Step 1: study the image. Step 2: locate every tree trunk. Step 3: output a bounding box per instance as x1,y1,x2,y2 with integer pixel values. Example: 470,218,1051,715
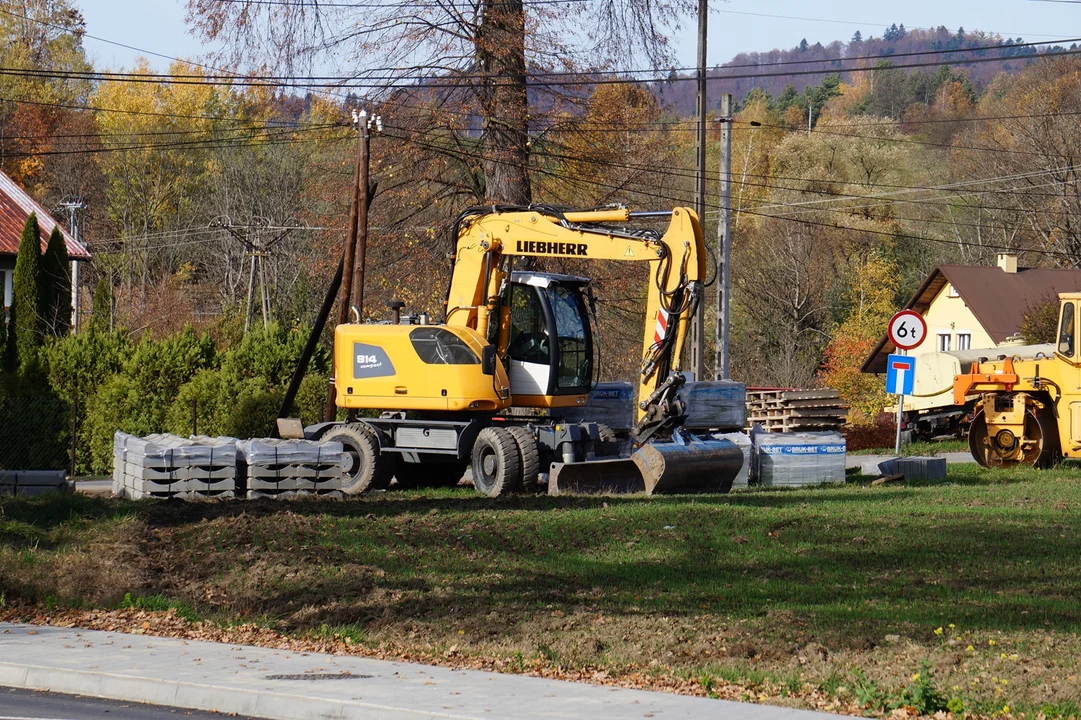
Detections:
477,0,531,205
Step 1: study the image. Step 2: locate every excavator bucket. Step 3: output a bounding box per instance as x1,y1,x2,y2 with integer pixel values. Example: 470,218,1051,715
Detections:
548,458,644,495
546,437,743,495
631,438,744,495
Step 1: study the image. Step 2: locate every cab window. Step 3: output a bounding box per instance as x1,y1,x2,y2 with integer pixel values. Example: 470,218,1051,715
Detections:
508,285,549,364
409,327,479,364
544,285,590,390
1059,302,1075,357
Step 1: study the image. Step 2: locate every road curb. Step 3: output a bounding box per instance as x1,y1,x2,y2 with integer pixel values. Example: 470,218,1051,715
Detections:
0,660,456,720
0,623,840,720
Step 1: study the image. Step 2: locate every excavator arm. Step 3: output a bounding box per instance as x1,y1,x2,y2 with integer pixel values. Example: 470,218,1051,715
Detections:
444,205,707,439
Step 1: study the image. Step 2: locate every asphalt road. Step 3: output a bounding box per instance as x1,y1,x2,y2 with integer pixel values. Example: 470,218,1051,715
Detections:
0,686,262,719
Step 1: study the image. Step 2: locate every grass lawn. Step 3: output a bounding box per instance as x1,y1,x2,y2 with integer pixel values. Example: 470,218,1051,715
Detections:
3,465,1081,717
849,438,970,456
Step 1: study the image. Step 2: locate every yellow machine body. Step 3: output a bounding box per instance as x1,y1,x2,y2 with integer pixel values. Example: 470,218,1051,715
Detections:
952,292,1081,466
335,323,510,413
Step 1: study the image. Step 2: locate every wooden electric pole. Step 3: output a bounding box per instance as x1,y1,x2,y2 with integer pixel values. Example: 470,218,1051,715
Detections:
326,110,368,421
689,0,708,379
325,108,382,421
715,94,733,380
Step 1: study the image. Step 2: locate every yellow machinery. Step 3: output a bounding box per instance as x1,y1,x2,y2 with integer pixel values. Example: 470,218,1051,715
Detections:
951,292,1081,467
310,205,743,495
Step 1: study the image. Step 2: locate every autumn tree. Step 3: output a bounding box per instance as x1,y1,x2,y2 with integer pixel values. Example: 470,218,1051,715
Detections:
91,273,113,332
185,0,695,205
0,0,91,189
1020,294,1060,345
818,251,899,423
954,57,1081,265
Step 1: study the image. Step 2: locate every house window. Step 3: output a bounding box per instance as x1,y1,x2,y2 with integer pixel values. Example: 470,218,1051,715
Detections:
957,333,971,351
937,332,951,352
948,284,960,298
1,269,10,311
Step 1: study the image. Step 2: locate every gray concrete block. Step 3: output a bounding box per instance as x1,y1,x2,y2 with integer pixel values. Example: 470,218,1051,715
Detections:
894,456,948,481
860,460,890,476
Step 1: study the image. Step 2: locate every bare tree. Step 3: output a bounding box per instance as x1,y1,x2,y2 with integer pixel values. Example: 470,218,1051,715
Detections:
185,0,695,204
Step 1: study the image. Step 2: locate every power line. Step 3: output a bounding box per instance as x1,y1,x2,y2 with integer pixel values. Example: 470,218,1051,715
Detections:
0,35,1073,88
380,125,1078,259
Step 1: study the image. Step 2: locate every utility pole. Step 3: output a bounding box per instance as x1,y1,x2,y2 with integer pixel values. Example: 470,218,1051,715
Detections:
326,108,381,421
214,218,295,332
715,94,733,380
689,0,708,379
351,110,382,315
58,199,86,333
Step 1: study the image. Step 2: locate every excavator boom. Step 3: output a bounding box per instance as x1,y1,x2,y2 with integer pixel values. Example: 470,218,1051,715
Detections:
445,205,705,436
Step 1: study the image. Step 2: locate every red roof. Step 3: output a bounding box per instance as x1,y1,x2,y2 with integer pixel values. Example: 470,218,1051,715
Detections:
0,171,91,260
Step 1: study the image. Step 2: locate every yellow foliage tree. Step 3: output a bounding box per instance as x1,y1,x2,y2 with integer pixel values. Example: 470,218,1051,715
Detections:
819,250,899,424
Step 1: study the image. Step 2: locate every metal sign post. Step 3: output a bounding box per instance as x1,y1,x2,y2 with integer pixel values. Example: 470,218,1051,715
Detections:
885,310,926,456
894,351,906,456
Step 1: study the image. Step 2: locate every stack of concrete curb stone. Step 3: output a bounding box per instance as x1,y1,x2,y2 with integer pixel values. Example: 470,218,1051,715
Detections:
112,432,237,500
238,438,346,499
0,470,71,496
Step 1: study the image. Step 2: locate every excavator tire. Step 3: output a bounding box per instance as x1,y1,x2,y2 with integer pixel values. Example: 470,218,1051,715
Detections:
471,427,521,497
507,426,541,493
323,422,394,494
595,424,620,457
395,460,468,489
968,404,1059,469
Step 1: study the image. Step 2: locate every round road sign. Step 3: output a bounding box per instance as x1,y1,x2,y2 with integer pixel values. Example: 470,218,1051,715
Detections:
887,310,927,351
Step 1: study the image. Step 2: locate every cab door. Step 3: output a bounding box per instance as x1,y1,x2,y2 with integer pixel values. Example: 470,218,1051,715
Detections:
506,283,551,396
1057,300,1081,445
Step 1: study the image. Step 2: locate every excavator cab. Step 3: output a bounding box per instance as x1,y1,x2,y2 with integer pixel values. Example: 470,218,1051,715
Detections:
505,272,593,407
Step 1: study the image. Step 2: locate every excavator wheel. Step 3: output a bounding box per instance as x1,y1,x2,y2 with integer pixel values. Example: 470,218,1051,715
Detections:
595,424,620,457
968,405,1059,469
471,427,521,497
323,422,394,494
506,426,541,493
394,460,469,489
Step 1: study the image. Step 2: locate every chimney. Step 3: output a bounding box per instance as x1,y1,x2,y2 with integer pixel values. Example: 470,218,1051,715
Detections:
998,253,1017,274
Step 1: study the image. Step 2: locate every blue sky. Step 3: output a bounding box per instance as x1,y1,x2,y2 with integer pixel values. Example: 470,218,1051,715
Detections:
76,0,1081,72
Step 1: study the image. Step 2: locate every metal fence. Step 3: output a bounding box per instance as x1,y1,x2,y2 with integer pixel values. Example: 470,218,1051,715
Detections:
0,393,74,473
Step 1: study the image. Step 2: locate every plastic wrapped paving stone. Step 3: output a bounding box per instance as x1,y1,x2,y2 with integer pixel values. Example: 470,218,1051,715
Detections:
754,432,846,487
709,432,752,488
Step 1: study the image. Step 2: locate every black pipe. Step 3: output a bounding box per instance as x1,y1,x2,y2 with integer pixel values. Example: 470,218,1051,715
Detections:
272,253,345,437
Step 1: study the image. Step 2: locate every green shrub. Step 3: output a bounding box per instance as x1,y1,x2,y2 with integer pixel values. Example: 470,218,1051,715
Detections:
220,322,327,386
294,372,330,425
226,388,285,439
42,328,131,404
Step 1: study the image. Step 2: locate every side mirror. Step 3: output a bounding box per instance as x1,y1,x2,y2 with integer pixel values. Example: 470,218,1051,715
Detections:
481,345,497,375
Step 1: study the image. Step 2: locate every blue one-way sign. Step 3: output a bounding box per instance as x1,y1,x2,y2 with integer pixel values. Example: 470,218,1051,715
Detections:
885,354,915,395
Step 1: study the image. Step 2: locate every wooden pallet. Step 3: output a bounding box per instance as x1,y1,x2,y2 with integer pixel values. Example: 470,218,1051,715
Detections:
745,387,847,432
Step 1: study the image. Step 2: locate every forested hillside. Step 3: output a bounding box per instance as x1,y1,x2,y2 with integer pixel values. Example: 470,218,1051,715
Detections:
3,0,1080,425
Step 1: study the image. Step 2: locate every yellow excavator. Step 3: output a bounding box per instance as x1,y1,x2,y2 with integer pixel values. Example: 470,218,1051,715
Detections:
285,205,742,496
952,292,1081,467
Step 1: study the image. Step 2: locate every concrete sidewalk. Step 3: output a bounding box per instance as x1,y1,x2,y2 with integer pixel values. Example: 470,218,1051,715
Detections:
0,623,838,720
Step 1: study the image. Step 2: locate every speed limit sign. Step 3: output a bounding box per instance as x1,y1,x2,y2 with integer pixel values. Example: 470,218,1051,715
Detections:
887,310,927,351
